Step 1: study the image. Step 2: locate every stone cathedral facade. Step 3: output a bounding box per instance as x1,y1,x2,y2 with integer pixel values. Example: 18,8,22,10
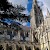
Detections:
31,0,50,50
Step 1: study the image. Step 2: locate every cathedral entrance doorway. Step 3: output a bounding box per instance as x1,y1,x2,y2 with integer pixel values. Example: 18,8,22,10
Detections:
6,44,12,50
0,45,3,50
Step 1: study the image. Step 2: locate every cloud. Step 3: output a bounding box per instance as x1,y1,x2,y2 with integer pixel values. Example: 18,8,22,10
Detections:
41,0,50,16
8,0,50,16
22,22,30,27
8,0,28,8
20,9,30,16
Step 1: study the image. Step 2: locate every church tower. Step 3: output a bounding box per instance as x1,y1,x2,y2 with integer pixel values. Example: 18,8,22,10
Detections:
30,0,44,30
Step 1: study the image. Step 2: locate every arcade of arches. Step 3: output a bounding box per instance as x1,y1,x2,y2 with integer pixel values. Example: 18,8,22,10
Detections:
0,42,35,50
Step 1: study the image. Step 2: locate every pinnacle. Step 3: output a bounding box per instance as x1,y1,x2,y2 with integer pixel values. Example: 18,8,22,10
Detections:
33,0,37,5
47,8,50,16
33,0,37,3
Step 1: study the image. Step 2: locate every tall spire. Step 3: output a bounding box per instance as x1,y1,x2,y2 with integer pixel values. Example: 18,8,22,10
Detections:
30,0,44,29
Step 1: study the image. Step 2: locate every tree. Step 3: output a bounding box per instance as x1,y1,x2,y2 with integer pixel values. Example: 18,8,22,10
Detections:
0,0,30,22
0,0,11,11
0,0,26,18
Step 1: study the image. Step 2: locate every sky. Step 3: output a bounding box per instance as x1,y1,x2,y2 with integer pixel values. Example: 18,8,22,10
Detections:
8,0,50,27
8,0,28,8
8,0,50,17
8,0,29,16
38,0,50,17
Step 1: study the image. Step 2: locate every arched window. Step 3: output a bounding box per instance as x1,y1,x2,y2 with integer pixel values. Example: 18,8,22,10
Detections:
26,32,29,37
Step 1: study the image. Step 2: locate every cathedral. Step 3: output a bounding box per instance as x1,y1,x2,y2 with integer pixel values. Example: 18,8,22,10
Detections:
31,0,50,50
0,0,50,50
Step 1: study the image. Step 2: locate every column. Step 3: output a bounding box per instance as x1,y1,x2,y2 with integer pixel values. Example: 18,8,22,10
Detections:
22,45,26,50
31,46,35,50
18,30,20,41
12,30,14,39
10,30,14,40
12,44,16,50
4,29,7,35
30,29,34,42
29,29,31,42
3,43,6,50
12,30,14,35
4,29,7,40
23,31,25,41
47,32,50,50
